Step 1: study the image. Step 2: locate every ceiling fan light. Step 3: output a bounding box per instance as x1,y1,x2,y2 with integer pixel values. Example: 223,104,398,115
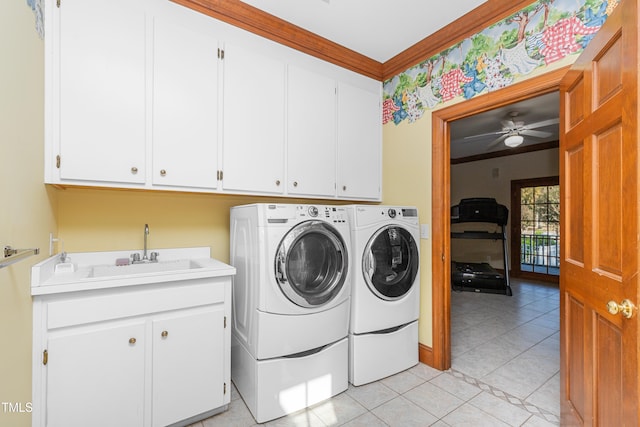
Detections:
504,134,524,147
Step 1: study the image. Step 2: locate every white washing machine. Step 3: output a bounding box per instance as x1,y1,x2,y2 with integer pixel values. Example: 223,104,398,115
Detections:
347,205,420,386
229,203,351,423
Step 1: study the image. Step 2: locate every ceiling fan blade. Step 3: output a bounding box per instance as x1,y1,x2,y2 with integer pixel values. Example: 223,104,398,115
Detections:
520,129,551,138
501,119,516,129
521,118,559,130
463,129,508,140
486,134,508,149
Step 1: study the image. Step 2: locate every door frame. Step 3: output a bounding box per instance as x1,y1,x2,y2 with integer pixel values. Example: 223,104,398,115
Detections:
430,66,569,370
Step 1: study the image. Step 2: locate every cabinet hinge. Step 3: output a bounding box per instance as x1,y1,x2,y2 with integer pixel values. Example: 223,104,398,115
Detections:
43,349,48,365
217,170,223,181
224,382,227,394
218,48,224,60
56,155,61,169
224,316,227,328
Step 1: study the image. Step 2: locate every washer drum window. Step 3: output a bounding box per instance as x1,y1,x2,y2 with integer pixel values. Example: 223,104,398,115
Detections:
363,225,419,300
275,221,348,308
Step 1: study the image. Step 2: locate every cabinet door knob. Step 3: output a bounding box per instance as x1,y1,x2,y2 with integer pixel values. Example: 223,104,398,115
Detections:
160,169,166,176
161,330,168,338
131,167,138,174
129,337,137,345
293,181,298,187
343,185,347,191
275,180,281,186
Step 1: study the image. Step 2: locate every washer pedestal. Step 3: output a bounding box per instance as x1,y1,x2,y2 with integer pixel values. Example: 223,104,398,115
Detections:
232,336,348,423
349,321,418,386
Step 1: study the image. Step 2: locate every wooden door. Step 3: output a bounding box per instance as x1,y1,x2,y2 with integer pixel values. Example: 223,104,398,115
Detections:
559,0,639,424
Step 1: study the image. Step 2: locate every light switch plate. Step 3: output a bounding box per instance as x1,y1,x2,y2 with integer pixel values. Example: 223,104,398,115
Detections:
420,224,430,239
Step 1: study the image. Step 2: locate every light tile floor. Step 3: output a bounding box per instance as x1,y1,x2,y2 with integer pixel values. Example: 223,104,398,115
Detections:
190,278,560,426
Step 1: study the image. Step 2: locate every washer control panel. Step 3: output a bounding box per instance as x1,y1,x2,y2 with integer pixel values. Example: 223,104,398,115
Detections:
295,205,347,224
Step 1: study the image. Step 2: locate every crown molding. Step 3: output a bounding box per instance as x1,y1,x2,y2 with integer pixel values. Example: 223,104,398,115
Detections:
173,0,536,82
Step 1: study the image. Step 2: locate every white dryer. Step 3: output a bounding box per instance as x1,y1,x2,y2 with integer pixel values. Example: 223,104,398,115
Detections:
230,203,351,423
347,205,420,386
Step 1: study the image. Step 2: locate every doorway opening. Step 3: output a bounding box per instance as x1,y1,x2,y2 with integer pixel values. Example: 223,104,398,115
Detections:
430,67,567,371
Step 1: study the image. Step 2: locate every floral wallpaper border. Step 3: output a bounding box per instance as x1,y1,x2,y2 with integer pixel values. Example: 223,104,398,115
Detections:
382,0,618,126
27,0,45,39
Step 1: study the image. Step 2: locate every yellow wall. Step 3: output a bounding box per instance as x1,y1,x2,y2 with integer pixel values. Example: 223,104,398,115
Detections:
382,116,433,346
0,3,57,426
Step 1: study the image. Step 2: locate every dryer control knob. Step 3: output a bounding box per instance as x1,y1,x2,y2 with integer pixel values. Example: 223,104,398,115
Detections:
388,208,397,218
308,206,319,217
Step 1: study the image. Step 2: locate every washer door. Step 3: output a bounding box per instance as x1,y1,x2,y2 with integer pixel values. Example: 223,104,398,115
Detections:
275,220,348,308
363,225,419,300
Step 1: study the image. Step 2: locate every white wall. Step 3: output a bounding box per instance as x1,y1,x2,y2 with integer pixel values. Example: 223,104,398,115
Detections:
450,148,559,268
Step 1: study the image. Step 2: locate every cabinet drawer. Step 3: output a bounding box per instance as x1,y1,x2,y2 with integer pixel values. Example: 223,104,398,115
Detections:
47,278,228,329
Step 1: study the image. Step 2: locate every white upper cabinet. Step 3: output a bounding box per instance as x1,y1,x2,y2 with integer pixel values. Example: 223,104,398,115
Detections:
45,0,382,200
287,65,337,198
337,82,382,200
221,42,286,195
152,14,220,190
54,0,146,184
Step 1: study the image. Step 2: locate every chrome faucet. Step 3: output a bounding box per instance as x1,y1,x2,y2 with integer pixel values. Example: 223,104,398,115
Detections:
131,224,158,263
142,224,149,261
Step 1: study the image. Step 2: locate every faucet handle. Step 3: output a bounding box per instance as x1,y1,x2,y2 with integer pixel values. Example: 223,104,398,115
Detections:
131,253,141,263
150,252,159,262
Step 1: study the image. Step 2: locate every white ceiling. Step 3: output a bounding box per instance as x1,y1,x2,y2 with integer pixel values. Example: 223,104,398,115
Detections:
239,0,487,63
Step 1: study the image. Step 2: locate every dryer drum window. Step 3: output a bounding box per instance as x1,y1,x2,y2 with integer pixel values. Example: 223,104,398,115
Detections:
275,221,349,308
363,226,419,301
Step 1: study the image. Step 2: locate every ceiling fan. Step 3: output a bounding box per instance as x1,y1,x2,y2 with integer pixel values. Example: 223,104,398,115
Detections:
463,112,559,149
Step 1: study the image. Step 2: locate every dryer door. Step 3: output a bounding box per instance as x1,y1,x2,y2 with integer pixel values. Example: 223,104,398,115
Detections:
275,220,348,308
363,225,419,301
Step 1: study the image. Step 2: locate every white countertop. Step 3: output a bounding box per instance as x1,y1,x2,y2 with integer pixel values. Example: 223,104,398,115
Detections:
31,247,235,296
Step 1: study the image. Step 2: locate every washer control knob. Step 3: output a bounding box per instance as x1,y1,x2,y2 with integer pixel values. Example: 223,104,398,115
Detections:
388,208,397,218
308,206,319,217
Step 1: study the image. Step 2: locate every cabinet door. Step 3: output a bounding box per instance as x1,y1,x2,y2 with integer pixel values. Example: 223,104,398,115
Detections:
337,82,382,200
222,43,285,194
57,0,146,184
46,321,146,427
152,306,226,427
287,65,337,197
152,16,219,190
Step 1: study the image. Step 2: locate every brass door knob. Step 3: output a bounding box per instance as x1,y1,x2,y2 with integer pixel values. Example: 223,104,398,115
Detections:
607,299,636,319
129,338,137,344
161,330,168,338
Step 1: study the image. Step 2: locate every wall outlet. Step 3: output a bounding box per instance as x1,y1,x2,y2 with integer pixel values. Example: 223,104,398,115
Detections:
420,224,430,239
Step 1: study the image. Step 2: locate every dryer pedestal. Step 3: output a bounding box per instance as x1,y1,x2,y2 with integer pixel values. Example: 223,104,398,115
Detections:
232,335,348,423
349,320,418,386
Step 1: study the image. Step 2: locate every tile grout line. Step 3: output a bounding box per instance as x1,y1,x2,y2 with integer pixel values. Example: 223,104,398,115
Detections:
448,368,560,425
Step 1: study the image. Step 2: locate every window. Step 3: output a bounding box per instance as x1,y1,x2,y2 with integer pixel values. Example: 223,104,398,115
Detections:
511,177,560,281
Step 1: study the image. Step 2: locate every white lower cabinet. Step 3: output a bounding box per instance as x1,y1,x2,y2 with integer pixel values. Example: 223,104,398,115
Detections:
46,320,147,427
151,307,225,427
33,278,231,427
